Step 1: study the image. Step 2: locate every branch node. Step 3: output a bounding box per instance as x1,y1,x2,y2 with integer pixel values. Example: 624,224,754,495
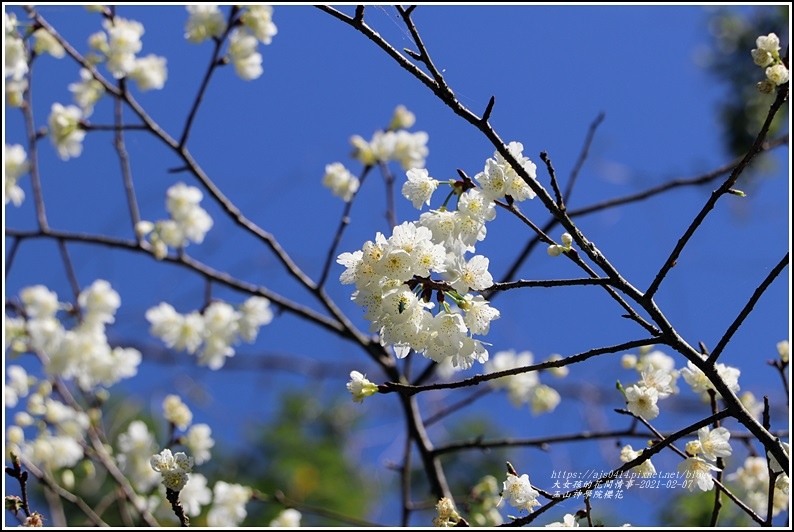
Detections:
403,48,422,60
354,5,365,24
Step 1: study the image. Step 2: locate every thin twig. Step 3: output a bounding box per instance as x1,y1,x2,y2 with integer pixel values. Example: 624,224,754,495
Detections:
488,277,613,291
179,6,239,148
383,338,663,396
57,239,82,309
111,83,143,238
564,112,605,203
21,57,48,231
541,151,565,211
318,165,373,288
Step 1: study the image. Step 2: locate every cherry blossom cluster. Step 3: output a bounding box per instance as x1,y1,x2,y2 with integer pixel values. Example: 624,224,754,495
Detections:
680,355,741,401
135,182,214,260
322,162,360,202
115,398,216,522
5,280,141,391
4,143,28,206
677,426,733,492
4,280,143,483
620,443,657,478
5,374,90,475
85,14,167,90
751,32,789,93
483,349,562,415
145,295,274,370
338,109,545,370
432,497,463,527
499,471,541,514
620,348,681,420
467,475,504,526
269,508,302,527
728,446,790,517
322,106,426,202
150,448,194,492
184,5,278,81
5,12,66,104
338,219,499,369
349,105,429,171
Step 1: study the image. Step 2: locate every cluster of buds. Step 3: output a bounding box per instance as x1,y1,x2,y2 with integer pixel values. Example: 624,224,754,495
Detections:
752,33,789,93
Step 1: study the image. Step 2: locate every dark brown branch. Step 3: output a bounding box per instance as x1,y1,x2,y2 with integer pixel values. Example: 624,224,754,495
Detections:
564,112,605,203
395,6,451,96
112,80,143,238
179,6,239,149
570,135,788,217
21,56,48,231
17,458,108,526
488,277,613,290
707,253,789,365
382,338,663,396
354,5,365,24
318,165,374,288
4,227,349,338
482,95,496,124
645,85,789,300
165,488,189,527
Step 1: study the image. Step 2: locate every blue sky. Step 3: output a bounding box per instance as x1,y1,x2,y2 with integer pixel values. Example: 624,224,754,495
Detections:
3,4,790,527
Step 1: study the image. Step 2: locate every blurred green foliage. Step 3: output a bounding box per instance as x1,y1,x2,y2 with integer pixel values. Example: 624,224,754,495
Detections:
701,5,789,186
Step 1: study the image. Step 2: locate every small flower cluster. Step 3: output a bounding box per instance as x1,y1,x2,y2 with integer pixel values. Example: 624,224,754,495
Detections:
473,141,538,202
5,12,29,106
432,497,462,527
338,219,498,369
269,508,302,527
150,448,194,492
467,475,504,526
500,472,541,514
545,514,579,528
680,355,740,401
323,162,359,202
48,103,87,161
113,415,213,514
119,397,216,520
484,350,562,415
620,348,680,420
5,377,90,474
728,445,789,517
5,143,29,206
207,481,253,527
145,296,274,370
620,444,656,478
87,16,167,90
185,5,278,81
677,426,732,492
6,281,141,391
136,182,214,259
751,33,789,93
349,105,429,171
68,68,106,117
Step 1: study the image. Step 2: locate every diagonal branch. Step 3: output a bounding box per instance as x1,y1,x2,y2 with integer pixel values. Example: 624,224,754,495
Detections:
645,86,789,300
707,253,789,365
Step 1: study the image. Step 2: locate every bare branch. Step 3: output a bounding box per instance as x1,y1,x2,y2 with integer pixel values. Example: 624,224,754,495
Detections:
707,253,789,364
